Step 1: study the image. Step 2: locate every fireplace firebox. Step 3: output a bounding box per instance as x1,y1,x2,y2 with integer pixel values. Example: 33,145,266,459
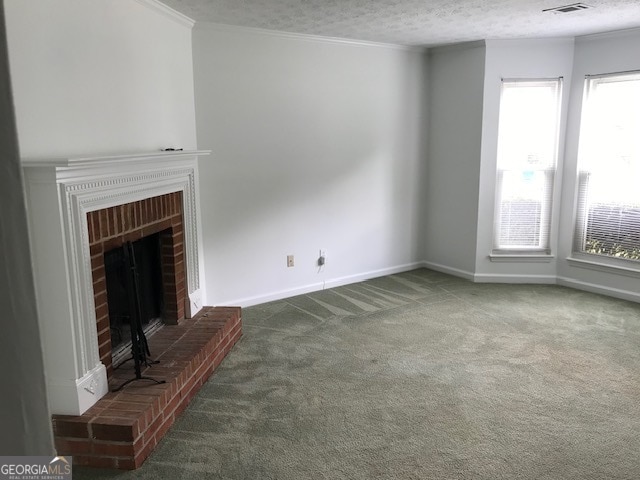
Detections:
105,232,164,364
88,192,187,379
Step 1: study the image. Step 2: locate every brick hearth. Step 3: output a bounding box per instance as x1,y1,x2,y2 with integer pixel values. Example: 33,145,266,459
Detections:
52,306,242,470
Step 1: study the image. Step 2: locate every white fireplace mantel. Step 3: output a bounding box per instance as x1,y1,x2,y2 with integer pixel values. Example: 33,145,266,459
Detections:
22,150,210,416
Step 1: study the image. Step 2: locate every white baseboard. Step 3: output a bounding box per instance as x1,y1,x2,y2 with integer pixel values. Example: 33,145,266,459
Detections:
323,262,426,290
421,263,556,284
223,262,425,307
420,261,475,281
225,282,324,308
218,261,640,308
556,276,640,303
474,273,556,284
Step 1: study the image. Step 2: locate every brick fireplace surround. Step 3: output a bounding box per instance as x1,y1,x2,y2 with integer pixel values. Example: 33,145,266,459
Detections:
89,191,187,379
22,151,243,469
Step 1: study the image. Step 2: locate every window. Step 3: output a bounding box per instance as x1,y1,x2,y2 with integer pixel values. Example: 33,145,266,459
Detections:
574,72,640,262
493,79,563,252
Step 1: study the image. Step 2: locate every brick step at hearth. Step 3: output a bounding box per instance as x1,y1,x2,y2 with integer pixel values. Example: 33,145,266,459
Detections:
52,306,242,470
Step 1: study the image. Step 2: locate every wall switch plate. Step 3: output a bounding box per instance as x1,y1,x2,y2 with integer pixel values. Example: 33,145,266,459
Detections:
287,255,294,267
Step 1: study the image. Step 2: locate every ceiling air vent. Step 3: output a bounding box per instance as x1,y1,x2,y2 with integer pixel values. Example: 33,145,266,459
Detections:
543,3,591,14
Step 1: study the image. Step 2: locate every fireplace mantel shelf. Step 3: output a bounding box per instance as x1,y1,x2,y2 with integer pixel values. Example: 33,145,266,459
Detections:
22,149,211,169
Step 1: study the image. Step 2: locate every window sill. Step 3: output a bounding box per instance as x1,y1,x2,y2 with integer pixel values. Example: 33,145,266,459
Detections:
489,253,554,263
566,256,640,278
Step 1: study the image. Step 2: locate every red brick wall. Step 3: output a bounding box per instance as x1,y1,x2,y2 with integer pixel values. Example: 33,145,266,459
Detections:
87,192,187,378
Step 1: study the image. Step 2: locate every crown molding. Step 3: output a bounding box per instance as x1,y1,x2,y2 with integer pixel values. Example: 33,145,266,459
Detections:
134,0,195,29
576,26,640,44
484,37,574,49
195,22,426,53
428,40,486,55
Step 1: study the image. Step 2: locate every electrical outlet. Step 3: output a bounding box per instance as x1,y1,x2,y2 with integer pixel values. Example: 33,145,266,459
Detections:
318,249,326,266
287,255,294,267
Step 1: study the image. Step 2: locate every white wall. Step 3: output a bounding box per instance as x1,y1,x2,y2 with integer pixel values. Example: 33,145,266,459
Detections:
0,0,53,454
557,28,640,301
475,38,575,282
193,25,427,306
424,42,485,278
5,0,197,158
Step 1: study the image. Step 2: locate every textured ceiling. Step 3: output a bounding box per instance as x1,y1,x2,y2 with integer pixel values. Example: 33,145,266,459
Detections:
160,0,640,46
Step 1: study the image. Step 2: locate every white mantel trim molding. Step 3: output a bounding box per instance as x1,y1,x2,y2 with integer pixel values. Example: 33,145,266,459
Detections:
23,150,209,416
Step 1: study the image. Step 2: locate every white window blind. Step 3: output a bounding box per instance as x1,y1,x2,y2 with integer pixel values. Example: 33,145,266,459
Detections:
574,72,640,262
493,79,562,252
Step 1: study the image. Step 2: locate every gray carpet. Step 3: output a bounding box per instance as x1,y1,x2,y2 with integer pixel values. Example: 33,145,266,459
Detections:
76,269,640,479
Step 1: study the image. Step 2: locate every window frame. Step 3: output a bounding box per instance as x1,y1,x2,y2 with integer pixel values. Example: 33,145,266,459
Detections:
492,77,564,255
572,70,640,267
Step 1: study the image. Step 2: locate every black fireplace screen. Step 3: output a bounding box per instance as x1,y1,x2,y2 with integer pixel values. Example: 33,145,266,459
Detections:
104,232,164,362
